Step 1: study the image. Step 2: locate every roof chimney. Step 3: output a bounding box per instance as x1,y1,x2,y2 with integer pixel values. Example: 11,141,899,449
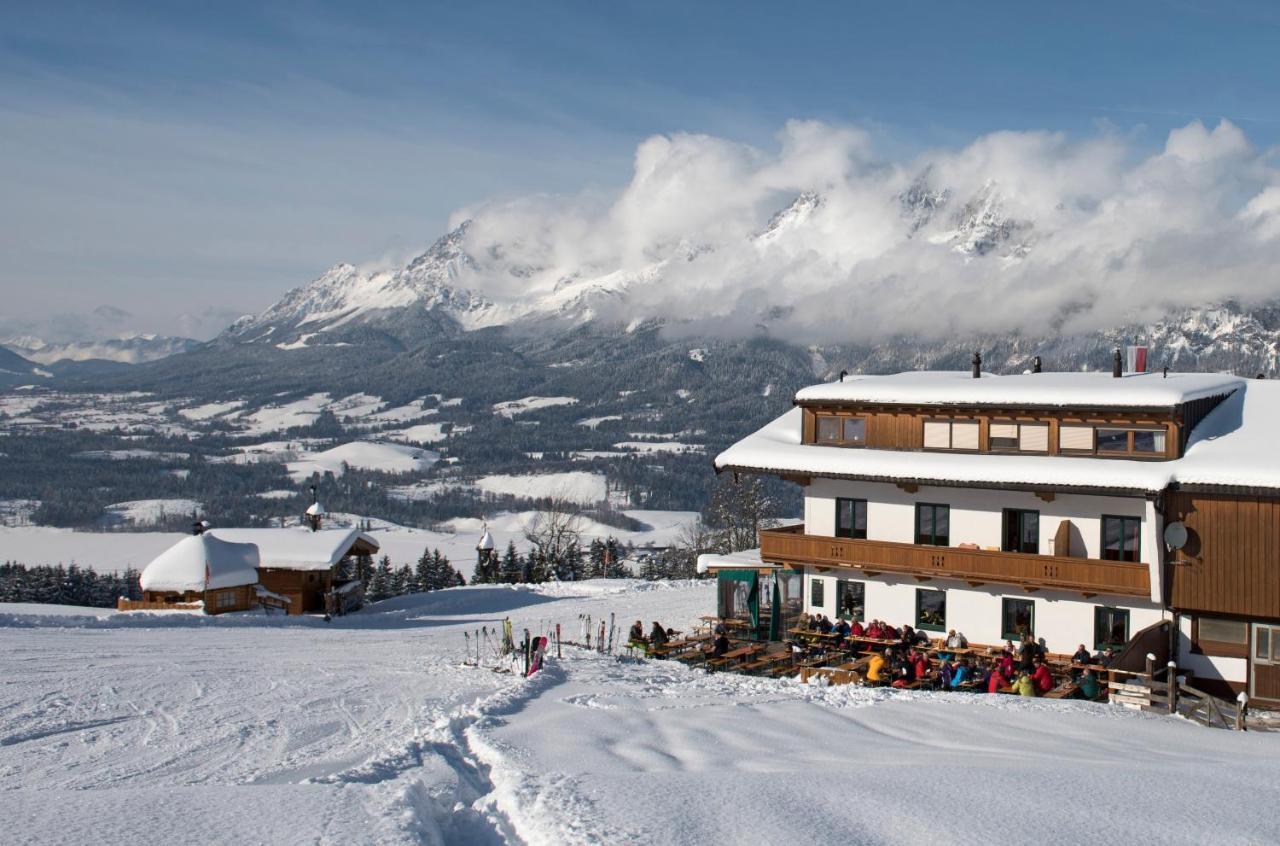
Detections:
1032,355,1042,374
1112,349,1123,378
838,369,848,382
971,351,982,379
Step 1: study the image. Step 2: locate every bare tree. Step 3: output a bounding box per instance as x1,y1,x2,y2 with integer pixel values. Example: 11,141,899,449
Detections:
522,496,585,567
703,474,778,553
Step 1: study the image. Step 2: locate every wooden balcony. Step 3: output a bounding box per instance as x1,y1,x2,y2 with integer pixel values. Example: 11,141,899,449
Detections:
759,524,1151,598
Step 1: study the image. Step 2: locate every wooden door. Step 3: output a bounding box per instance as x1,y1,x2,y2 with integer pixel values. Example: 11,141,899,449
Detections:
1250,624,1280,703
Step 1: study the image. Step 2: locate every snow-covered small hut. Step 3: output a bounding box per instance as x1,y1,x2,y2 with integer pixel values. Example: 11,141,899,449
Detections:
138,533,260,614
208,527,378,615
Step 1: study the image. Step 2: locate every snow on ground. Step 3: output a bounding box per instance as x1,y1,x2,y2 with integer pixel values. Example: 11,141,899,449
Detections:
576,415,622,429
75,449,190,461
0,510,700,580
240,393,331,435
2,580,1278,846
612,440,702,454
101,499,201,527
256,489,298,500
492,396,578,418
177,400,246,421
386,422,452,444
474,471,606,504
0,526,189,572
285,441,440,482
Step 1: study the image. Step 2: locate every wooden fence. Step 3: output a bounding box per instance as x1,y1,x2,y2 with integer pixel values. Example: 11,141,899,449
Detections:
1107,656,1257,731
117,598,203,612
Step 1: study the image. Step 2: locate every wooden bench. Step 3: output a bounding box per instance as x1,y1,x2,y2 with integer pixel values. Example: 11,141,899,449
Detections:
1043,681,1080,699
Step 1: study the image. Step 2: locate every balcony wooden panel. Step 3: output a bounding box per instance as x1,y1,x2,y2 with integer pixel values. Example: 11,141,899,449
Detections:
759,524,1151,598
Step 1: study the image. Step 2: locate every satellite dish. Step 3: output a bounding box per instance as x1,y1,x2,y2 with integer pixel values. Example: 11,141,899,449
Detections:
1164,521,1188,550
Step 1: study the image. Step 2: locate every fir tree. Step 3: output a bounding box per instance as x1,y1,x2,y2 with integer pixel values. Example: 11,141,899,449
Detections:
391,564,414,596
367,554,394,602
499,541,523,584
414,549,433,592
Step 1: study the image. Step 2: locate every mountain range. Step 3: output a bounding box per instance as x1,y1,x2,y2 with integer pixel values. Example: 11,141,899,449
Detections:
14,177,1280,401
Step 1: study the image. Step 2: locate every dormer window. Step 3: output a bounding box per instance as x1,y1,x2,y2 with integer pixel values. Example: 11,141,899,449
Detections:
989,421,1049,452
816,414,867,446
1097,427,1168,457
923,418,979,450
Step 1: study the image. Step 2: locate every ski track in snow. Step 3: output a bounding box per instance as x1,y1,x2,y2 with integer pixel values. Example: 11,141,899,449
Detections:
3,580,1280,845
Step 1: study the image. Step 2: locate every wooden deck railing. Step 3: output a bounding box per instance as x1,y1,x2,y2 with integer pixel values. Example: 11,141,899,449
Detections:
759,524,1151,597
117,598,203,612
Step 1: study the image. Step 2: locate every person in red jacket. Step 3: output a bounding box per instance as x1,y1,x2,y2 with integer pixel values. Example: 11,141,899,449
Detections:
987,662,1010,694
1031,657,1055,694
849,619,866,638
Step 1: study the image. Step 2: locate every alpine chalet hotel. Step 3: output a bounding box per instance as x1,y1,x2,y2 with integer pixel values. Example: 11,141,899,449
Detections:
707,358,1280,705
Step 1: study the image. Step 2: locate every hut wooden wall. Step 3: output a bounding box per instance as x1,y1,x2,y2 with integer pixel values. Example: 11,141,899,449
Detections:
1166,492,1280,620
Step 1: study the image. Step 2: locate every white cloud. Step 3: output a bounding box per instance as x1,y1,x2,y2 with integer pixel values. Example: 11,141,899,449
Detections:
446,118,1280,343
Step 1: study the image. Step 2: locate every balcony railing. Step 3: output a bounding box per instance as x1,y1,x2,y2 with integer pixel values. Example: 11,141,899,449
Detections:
759,524,1151,598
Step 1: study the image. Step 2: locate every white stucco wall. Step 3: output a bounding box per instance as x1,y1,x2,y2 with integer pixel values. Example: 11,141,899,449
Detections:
803,569,1164,655
1175,615,1248,686
804,478,1151,563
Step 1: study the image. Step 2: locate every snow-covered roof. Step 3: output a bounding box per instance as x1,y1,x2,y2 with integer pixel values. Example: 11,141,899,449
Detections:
477,528,495,550
207,527,378,571
1174,379,1280,491
716,376,1280,494
305,502,325,516
696,549,769,574
796,370,1244,409
140,534,259,593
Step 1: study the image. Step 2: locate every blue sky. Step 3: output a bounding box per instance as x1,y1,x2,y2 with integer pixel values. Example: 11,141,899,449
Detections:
3,1,1279,338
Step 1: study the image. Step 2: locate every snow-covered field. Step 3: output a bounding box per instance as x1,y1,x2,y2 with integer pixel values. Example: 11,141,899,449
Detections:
474,471,607,505
0,510,698,578
1,580,1277,846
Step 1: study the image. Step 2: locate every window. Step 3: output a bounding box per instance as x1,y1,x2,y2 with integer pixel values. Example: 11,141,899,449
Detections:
835,498,867,539
816,416,840,443
1192,616,1250,658
1132,430,1166,454
915,589,946,632
815,415,866,446
842,418,866,445
1060,425,1095,451
1001,598,1035,641
1096,428,1130,452
923,419,979,450
1097,427,1168,457
1101,516,1141,562
989,422,1019,450
215,590,237,609
915,503,950,546
1256,627,1280,664
810,577,825,608
989,421,1048,452
1002,509,1039,554
1094,606,1130,650
836,580,865,621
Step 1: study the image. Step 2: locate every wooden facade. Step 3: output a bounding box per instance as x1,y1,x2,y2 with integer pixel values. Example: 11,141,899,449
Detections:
759,524,1151,598
1166,492,1280,620
136,584,257,615
800,403,1193,460
258,568,334,615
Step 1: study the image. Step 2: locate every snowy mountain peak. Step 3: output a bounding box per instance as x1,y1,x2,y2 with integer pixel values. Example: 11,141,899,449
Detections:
932,180,1033,257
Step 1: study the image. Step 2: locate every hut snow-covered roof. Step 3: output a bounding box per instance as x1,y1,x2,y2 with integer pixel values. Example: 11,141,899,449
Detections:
140,534,260,593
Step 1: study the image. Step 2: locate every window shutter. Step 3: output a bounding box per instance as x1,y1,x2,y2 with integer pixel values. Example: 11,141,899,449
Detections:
990,423,1018,440
951,421,979,450
923,421,951,449
1019,424,1049,451
1060,425,1094,451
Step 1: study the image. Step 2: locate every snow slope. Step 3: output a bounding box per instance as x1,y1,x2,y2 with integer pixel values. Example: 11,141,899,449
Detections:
474,471,606,504
2,581,1277,846
285,441,440,481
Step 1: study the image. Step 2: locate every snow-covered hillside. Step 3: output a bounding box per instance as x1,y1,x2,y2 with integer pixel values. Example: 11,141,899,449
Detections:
2,581,1277,845
2,333,198,365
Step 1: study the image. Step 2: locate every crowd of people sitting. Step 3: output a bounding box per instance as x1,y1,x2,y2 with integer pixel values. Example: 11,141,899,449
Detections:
796,613,1111,699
